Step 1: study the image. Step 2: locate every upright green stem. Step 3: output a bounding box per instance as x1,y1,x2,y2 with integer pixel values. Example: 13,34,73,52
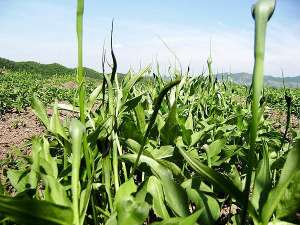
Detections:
207,41,214,91
103,156,113,212
243,0,275,223
112,131,120,191
207,57,213,91
115,134,128,181
77,0,85,123
76,2,94,225
70,120,85,225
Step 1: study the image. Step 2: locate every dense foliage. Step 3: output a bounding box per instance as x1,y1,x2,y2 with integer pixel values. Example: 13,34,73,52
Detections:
1,66,299,225
265,87,300,117
0,72,75,114
0,0,299,225
0,71,100,115
1,71,298,118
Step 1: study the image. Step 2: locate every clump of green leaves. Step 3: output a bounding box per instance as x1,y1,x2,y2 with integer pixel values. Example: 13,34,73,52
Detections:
0,0,299,225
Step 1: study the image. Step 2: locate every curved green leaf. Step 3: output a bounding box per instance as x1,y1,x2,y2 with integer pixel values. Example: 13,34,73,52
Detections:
122,154,189,216
0,196,73,225
147,176,170,219
151,209,203,225
32,95,49,128
261,140,300,224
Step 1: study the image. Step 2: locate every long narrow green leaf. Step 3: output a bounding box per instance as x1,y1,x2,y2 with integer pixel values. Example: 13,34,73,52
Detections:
130,79,181,176
103,155,113,212
261,140,300,224
121,66,150,105
177,139,244,201
276,171,300,220
0,196,73,225
113,179,149,225
43,175,71,207
176,138,259,222
49,102,68,140
252,141,271,211
32,95,49,128
122,154,189,216
182,178,220,225
151,209,203,225
86,84,102,112
147,176,170,219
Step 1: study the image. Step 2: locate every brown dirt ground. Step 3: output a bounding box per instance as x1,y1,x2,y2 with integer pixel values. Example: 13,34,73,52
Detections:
60,81,78,89
0,107,77,159
265,108,299,133
0,109,44,159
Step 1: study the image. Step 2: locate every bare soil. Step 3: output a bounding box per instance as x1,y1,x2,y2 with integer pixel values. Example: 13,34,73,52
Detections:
265,107,299,133
0,107,77,159
61,81,78,89
0,109,44,159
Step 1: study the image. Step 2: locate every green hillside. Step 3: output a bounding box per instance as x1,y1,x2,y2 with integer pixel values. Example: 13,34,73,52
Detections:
2,57,299,88
0,57,101,79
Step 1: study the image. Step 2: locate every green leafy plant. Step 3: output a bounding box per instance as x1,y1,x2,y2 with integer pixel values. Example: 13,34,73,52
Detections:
0,0,299,225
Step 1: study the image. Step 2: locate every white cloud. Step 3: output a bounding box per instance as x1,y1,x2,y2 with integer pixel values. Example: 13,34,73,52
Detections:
85,19,300,76
1,15,299,76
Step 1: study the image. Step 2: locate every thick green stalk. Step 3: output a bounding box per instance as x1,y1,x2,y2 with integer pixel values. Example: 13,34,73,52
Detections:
115,133,128,181
74,0,84,220
103,156,113,212
76,0,85,123
112,132,120,191
76,3,94,225
243,0,275,223
207,41,214,91
207,57,213,90
70,120,85,225
101,43,106,105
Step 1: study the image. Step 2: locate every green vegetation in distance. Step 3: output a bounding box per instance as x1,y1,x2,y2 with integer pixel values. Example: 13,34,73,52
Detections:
216,72,300,88
0,71,98,115
0,0,299,225
0,57,105,80
1,56,300,88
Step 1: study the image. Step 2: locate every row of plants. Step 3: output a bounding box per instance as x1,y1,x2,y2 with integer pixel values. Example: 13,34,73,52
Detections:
0,71,98,114
0,0,299,225
264,87,300,117
1,71,299,119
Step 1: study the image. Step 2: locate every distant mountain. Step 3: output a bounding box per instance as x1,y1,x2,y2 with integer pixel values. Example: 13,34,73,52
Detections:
216,72,300,88
0,57,102,79
1,57,299,88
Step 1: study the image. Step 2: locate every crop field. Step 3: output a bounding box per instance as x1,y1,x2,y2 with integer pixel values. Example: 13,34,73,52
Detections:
0,71,99,115
0,0,299,225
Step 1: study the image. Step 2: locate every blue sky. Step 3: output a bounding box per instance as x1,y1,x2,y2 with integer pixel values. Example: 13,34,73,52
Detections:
0,0,299,75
